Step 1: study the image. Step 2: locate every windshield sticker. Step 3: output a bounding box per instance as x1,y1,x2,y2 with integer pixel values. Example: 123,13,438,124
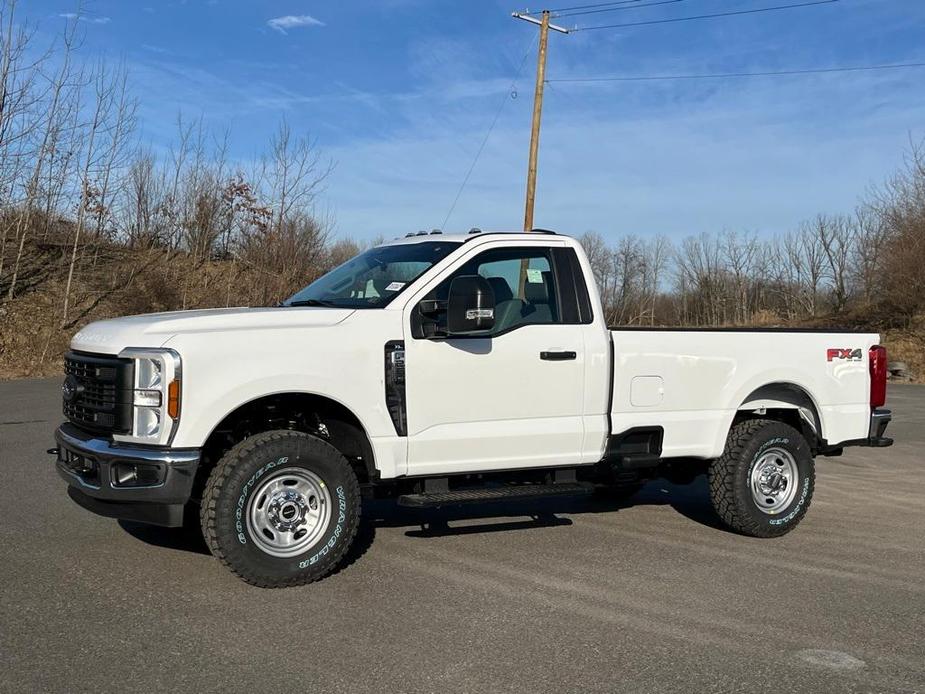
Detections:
385,281,405,292
526,268,543,283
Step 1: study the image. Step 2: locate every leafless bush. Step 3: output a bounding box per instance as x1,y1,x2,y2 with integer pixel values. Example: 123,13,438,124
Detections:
0,0,924,378
0,2,338,318
869,140,925,323
581,149,925,329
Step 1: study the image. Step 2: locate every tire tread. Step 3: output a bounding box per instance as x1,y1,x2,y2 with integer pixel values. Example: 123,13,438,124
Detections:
708,418,814,538
200,430,360,588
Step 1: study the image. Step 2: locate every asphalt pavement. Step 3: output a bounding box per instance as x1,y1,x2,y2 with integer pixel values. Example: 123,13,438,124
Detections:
0,378,922,693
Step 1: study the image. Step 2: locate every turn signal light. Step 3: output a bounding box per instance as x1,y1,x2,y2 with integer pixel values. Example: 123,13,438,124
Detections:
167,379,181,419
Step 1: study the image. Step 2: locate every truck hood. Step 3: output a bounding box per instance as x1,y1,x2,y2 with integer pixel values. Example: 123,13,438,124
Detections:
71,307,355,355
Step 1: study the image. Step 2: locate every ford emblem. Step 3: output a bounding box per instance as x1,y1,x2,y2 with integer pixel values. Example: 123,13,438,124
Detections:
62,375,81,402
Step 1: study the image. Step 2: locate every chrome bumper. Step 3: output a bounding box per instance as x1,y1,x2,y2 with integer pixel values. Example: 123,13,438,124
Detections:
51,423,200,527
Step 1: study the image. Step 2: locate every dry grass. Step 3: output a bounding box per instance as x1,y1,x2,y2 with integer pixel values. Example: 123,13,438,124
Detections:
1,241,922,382
881,327,925,383
0,243,294,379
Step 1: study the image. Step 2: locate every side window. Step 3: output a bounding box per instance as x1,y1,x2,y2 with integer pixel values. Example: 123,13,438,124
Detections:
421,247,561,337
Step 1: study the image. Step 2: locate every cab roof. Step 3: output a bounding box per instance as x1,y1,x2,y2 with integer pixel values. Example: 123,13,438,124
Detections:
380,229,561,246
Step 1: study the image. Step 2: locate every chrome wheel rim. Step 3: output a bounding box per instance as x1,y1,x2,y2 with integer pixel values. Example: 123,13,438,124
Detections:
750,447,799,514
246,467,332,557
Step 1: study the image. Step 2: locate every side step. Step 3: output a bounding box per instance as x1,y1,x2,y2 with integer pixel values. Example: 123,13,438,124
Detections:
397,482,594,508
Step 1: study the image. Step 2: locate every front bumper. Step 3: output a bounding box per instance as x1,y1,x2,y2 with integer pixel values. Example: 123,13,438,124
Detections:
51,423,200,527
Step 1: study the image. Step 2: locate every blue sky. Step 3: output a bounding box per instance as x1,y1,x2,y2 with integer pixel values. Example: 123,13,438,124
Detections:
21,0,925,244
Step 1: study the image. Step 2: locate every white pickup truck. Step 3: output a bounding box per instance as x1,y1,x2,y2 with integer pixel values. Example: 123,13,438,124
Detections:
51,230,893,587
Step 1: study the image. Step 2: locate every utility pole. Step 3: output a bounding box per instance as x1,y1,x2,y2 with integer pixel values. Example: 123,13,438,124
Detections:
512,10,569,231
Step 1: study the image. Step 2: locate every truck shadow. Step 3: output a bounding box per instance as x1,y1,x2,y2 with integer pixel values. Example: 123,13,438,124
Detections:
365,474,724,538
118,474,726,564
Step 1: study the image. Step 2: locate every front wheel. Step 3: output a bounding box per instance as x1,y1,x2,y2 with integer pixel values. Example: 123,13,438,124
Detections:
709,419,815,538
200,430,361,587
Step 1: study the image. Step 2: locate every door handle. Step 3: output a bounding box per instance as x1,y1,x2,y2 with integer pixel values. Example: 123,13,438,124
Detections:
540,351,577,361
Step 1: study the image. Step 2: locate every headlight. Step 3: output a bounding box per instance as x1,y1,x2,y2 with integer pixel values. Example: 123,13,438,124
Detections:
136,358,162,389
114,348,182,446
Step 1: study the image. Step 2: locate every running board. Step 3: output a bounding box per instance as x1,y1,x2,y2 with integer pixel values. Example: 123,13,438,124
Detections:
397,482,594,508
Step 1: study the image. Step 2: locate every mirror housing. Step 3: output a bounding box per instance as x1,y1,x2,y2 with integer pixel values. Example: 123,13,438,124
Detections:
446,275,495,335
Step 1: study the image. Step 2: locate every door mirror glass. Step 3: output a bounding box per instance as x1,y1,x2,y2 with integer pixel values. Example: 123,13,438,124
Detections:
446,275,495,335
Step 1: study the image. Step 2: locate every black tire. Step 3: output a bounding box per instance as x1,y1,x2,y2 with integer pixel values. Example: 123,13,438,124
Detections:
200,430,361,587
708,419,815,538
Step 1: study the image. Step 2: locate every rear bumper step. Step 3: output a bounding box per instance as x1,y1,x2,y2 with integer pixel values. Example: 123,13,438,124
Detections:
867,408,893,445
819,408,893,455
397,482,593,508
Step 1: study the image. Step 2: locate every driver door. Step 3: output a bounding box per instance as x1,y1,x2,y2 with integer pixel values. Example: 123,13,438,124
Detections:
402,245,586,476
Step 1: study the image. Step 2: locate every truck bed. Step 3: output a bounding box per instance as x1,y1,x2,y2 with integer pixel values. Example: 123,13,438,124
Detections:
609,328,879,459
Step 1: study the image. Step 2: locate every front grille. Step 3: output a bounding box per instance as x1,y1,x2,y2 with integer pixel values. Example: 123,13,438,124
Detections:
63,352,134,435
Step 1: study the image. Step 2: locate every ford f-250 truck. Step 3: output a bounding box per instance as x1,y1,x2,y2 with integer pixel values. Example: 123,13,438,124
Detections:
50,230,894,587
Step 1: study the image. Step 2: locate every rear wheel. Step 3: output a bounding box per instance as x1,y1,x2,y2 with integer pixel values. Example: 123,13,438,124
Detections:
709,419,814,538
200,430,360,587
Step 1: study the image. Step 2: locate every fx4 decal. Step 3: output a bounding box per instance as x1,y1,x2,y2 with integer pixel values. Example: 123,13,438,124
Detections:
827,348,863,362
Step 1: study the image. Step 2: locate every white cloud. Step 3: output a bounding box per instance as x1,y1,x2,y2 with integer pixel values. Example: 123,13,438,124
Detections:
267,14,324,34
59,13,111,24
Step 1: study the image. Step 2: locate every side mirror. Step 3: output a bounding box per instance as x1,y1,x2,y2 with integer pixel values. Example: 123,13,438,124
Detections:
446,275,495,335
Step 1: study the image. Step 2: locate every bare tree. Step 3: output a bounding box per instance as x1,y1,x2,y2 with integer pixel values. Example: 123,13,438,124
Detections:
868,138,925,321
850,205,887,307
578,230,613,304
120,150,161,247
90,64,135,242
813,214,853,313
721,230,760,323
62,60,132,325
5,11,79,299
786,225,825,318
674,233,724,325
239,122,334,304
641,235,669,325
0,1,49,281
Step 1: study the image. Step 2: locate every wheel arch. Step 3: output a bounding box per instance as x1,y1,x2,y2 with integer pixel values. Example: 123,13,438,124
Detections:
195,391,377,498
734,381,824,450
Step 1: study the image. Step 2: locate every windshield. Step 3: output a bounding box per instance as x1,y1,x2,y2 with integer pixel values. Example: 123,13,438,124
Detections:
284,241,461,309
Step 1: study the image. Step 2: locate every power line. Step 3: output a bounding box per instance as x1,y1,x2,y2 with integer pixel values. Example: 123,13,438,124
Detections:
546,61,925,82
524,0,645,16
440,35,537,231
573,0,839,31
556,0,690,19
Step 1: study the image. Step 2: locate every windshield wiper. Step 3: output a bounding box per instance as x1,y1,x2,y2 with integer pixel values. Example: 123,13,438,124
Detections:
286,299,338,308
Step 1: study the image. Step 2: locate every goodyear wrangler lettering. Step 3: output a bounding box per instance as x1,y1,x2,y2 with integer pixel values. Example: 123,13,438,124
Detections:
236,456,288,545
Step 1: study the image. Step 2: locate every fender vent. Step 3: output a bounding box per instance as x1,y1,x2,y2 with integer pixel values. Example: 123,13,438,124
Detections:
384,340,407,436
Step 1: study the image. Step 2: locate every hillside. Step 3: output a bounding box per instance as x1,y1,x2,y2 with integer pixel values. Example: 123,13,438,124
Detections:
1,230,921,382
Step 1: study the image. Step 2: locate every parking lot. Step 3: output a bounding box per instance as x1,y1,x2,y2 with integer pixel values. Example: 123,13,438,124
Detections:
1,378,922,693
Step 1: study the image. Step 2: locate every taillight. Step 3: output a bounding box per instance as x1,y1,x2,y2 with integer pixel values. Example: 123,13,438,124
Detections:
869,345,887,408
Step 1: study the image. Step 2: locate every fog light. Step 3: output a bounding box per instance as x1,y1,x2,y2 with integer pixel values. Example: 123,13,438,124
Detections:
112,463,163,487
113,463,138,486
